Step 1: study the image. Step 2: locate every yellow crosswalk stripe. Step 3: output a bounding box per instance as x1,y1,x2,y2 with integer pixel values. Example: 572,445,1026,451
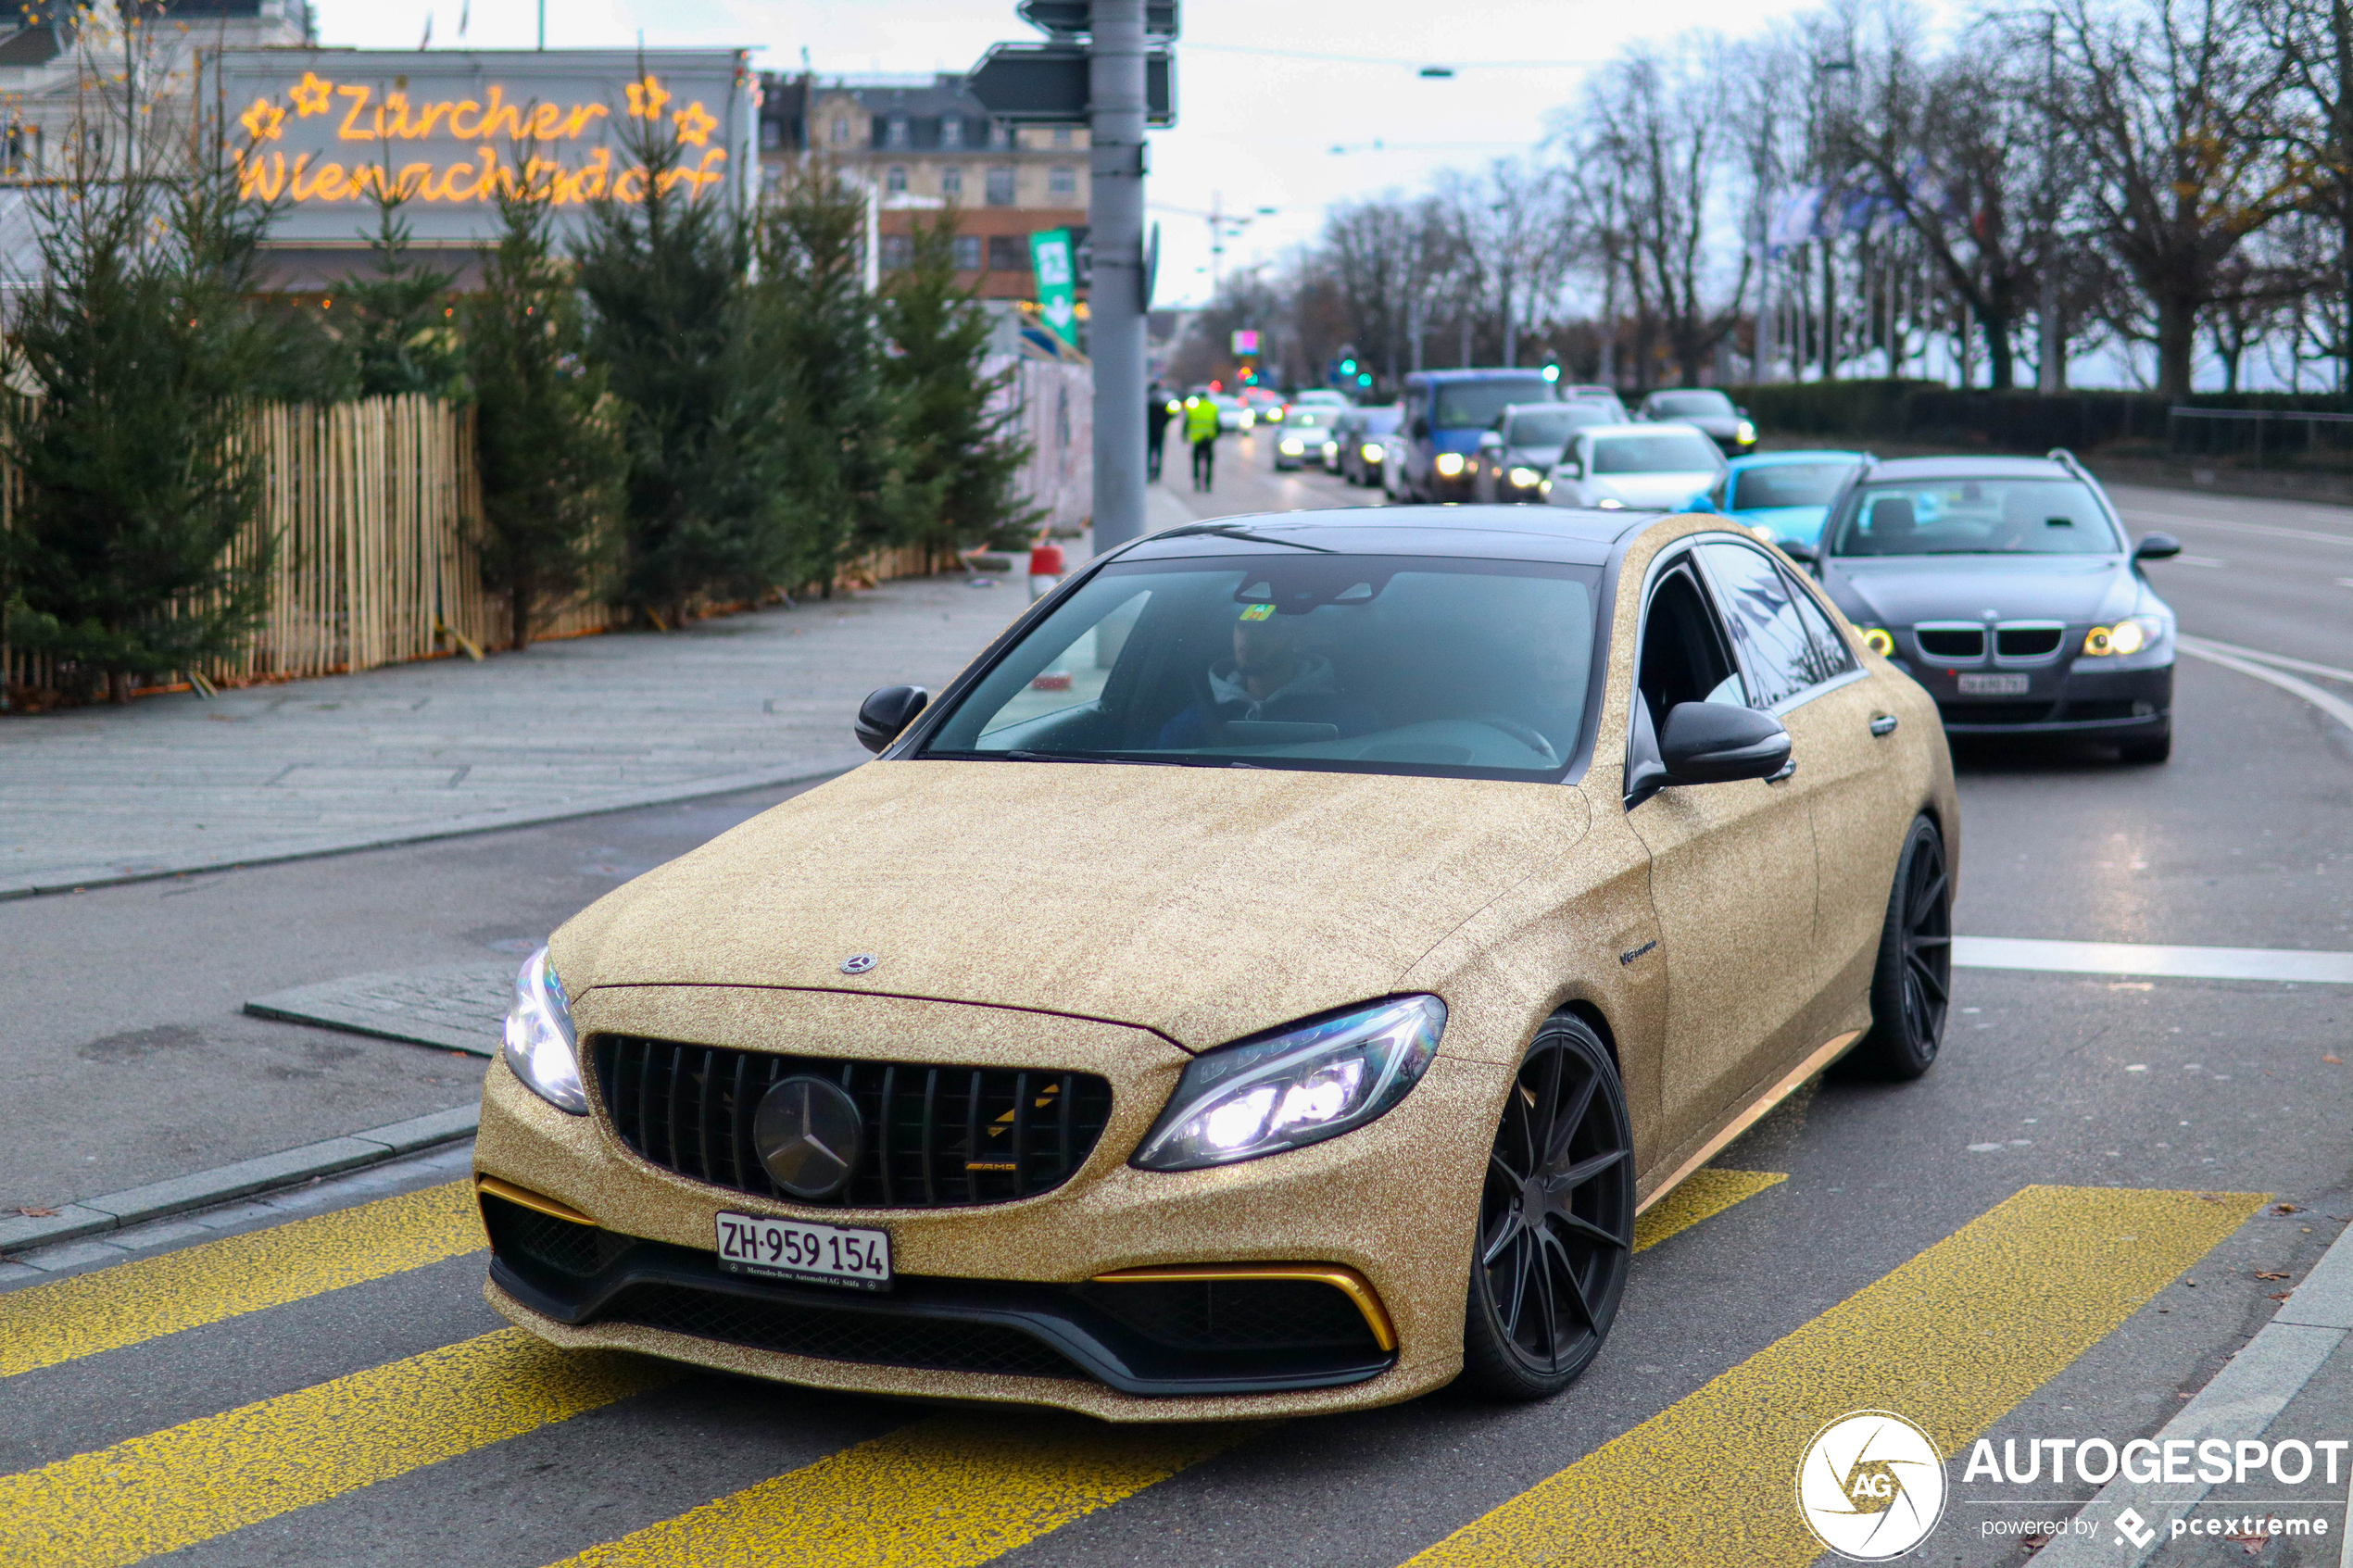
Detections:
1632,1169,1787,1252
1401,1185,2267,1568
546,1411,1253,1568
0,1328,670,1568
0,1181,484,1380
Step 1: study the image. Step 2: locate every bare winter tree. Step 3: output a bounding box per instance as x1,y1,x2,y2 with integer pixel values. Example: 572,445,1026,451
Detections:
2044,0,2301,396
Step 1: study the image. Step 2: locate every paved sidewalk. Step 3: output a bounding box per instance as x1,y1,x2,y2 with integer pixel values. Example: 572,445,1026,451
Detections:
0,573,1029,897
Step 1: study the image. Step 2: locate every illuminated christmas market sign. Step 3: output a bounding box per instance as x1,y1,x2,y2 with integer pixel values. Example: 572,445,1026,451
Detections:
207,49,756,247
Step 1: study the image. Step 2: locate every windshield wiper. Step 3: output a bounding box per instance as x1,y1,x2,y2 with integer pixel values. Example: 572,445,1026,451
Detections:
999,750,1181,766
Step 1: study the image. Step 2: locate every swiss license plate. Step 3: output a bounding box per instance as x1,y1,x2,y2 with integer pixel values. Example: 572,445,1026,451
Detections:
715,1211,891,1292
1957,672,2031,696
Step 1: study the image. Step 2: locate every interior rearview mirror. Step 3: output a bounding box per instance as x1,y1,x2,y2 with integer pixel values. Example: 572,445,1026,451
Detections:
2133,533,2182,561
855,684,929,754
1658,701,1792,785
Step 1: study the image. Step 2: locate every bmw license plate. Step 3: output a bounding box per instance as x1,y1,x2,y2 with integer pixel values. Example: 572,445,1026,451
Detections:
1957,672,2031,696
715,1211,891,1292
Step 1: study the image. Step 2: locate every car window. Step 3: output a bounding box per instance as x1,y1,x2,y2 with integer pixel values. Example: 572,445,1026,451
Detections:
1432,378,1557,430
1592,433,1724,474
1730,461,1855,510
1695,541,1840,708
921,555,1601,780
1502,408,1588,447
1636,559,1739,732
1786,574,1859,681
1829,478,2122,555
1648,392,1735,418
1363,408,1402,433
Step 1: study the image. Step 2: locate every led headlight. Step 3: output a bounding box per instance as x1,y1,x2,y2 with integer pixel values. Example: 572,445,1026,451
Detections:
503,946,588,1114
1279,437,1304,455
1362,443,1383,462
1509,466,1542,488
1597,497,1624,509
1323,440,1340,459
1239,412,1256,429
1433,452,1466,478
1860,626,1897,657
1131,996,1444,1172
2083,614,2162,657
1736,420,1757,445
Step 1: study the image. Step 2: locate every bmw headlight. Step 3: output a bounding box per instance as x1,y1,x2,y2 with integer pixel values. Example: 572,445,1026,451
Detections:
1508,466,1542,488
503,946,587,1114
1434,452,1466,478
1597,497,1624,509
2083,614,2163,657
1131,997,1444,1172
1860,626,1897,657
1362,443,1383,462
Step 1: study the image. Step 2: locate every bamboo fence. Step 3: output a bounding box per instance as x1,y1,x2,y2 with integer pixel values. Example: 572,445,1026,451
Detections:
2,395,956,703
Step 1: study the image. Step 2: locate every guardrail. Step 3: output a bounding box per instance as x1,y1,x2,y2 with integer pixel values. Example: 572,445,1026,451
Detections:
2166,404,2353,468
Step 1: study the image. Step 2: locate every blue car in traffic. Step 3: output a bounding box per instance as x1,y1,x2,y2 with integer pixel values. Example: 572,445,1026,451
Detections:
1398,368,1560,502
1688,450,1871,550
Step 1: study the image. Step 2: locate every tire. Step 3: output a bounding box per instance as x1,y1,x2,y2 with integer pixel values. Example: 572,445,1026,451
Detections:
2119,725,2171,764
1459,1014,1634,1401
1841,815,1951,1081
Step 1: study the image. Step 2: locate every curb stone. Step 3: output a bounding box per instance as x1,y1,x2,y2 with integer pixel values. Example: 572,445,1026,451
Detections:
0,1103,480,1254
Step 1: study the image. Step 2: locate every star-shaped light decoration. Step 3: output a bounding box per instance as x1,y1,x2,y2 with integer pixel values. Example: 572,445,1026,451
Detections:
238,96,285,142
624,74,671,120
672,100,718,147
289,71,332,117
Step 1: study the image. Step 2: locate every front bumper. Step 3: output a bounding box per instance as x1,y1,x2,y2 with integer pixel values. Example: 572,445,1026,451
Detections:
1895,654,2173,735
473,986,1508,1421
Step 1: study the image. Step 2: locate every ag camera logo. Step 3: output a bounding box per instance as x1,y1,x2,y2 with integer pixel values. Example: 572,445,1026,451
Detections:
1796,1410,1949,1561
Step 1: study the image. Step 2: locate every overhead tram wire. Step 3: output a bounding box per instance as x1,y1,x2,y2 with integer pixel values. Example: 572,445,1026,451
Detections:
1180,44,1604,72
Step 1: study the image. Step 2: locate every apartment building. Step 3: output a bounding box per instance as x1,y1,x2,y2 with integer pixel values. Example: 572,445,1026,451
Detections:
759,71,1088,305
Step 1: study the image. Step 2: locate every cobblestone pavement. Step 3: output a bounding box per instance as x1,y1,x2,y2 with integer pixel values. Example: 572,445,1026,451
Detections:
0,573,1032,897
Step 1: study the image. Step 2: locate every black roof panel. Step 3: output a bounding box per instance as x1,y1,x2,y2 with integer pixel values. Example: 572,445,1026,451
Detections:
1124,507,1646,567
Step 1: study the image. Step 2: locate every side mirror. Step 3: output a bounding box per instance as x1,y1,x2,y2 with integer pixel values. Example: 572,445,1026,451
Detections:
1658,701,1791,784
2133,533,2182,561
1411,417,1431,440
1685,493,1718,513
855,684,928,753
1559,458,1584,480
1478,431,1504,450
1780,540,1819,566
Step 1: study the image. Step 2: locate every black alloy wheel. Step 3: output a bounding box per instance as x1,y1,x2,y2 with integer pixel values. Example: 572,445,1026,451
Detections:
1459,1015,1634,1401
1842,815,1951,1080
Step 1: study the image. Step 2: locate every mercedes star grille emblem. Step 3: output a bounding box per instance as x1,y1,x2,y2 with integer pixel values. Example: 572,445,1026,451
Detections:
839,953,877,974
752,1075,865,1200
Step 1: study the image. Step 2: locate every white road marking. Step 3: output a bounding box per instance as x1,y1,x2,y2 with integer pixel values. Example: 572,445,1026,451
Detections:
2179,640,2353,734
2337,575,2353,588
1955,935,2353,985
2179,634,2353,686
2115,508,2353,548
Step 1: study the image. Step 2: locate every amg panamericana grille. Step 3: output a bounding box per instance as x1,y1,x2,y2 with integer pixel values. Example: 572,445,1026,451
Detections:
590,1035,1115,1209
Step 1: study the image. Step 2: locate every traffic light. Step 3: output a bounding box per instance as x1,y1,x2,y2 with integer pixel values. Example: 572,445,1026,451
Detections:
1356,371,1373,387
1340,357,1357,376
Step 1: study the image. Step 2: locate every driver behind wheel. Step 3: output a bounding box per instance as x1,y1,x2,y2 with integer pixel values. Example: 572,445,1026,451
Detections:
1156,606,1380,747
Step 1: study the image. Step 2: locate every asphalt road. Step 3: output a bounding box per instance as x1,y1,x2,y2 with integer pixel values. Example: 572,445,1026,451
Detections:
2,435,2347,1568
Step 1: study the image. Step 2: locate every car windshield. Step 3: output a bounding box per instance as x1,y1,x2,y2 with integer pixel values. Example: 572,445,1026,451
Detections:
1649,392,1735,418
1731,461,1856,510
1433,378,1556,429
1592,432,1723,474
1362,408,1402,433
1504,408,1603,446
1287,408,1336,430
919,554,1600,780
1829,478,2123,556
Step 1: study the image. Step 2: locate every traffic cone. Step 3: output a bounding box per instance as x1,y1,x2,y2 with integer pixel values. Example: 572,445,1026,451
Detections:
1028,542,1067,602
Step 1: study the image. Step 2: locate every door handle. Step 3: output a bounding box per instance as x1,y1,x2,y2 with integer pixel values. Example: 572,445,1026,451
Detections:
1766,758,1797,784
1869,714,1899,737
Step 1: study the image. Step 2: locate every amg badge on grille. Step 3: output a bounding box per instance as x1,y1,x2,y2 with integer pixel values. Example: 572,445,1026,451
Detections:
752,1076,865,1200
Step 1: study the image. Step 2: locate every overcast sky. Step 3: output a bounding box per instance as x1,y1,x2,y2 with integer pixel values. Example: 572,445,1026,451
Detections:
308,0,1950,308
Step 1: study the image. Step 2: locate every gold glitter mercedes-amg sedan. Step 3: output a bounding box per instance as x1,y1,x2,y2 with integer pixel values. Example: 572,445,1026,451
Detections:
474,506,1957,1422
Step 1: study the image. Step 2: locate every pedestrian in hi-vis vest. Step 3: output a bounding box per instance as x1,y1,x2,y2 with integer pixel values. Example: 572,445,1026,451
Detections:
1185,396,1221,494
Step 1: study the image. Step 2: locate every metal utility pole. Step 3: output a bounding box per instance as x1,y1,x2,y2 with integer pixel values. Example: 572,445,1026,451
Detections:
1088,0,1148,553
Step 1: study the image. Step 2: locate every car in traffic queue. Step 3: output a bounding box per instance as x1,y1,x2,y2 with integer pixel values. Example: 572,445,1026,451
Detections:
1213,395,1255,433
1563,384,1630,421
1473,403,1622,505
1690,450,1873,550
1398,368,1561,501
1274,404,1341,471
1808,452,2180,762
1638,389,1756,456
1542,423,1727,514
477,503,1958,1422
1336,406,1403,486
1239,387,1285,424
